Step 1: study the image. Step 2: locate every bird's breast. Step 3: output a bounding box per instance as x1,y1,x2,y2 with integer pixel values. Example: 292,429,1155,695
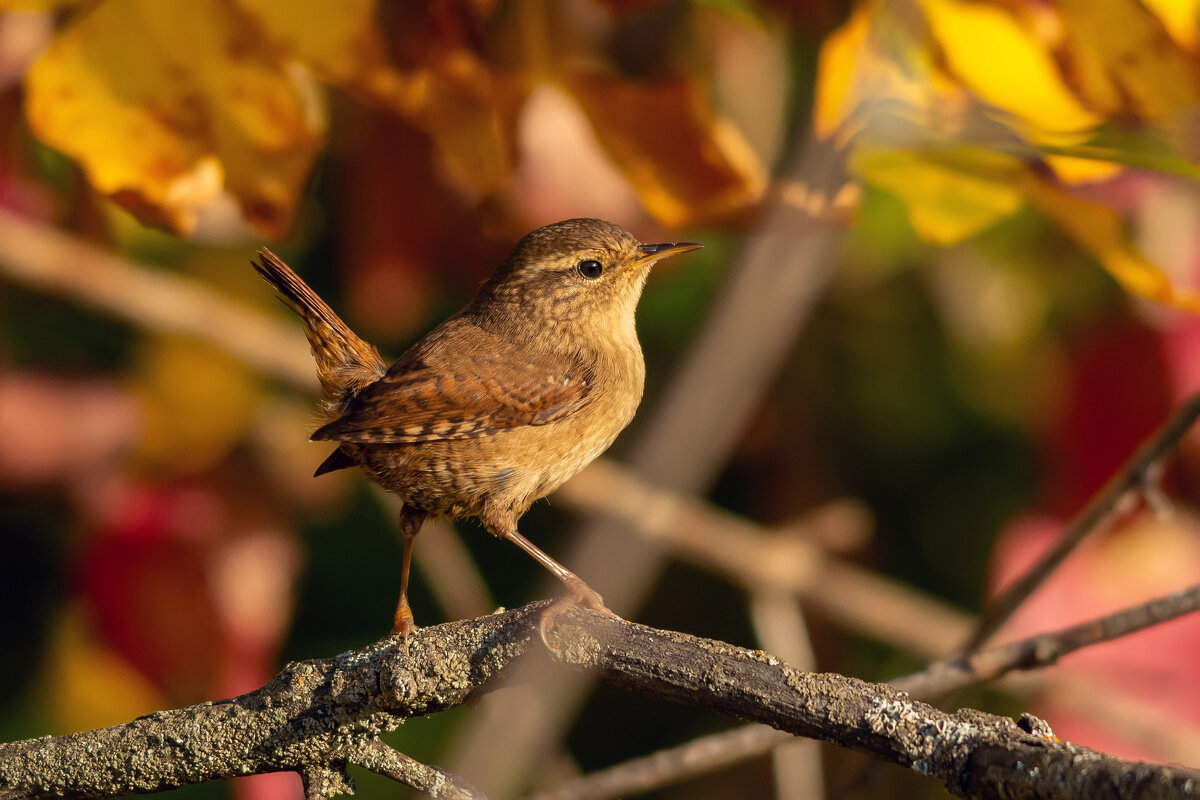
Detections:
351,339,645,519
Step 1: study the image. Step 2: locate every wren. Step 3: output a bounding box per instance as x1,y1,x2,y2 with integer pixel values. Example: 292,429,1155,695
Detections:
253,218,701,637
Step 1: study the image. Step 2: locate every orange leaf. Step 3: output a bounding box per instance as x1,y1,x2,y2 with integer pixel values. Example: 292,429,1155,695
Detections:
385,2,520,194
565,72,765,226
1141,0,1200,50
412,57,521,194
0,0,83,8
0,0,83,9
1057,0,1200,140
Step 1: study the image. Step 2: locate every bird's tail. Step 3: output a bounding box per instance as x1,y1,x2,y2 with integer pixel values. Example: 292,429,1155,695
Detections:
253,249,386,412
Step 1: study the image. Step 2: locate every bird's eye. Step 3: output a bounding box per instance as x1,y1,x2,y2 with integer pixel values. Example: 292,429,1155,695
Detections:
577,259,604,279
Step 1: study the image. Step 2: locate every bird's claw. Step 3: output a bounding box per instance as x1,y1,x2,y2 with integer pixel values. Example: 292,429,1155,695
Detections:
538,584,622,651
391,601,419,654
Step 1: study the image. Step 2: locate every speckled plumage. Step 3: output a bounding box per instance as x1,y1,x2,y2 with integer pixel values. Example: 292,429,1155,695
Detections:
254,218,700,635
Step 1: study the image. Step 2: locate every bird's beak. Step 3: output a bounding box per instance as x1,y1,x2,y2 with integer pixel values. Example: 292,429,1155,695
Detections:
633,241,703,268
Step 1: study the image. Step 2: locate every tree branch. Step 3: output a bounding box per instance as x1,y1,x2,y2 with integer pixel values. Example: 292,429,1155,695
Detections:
2,604,1195,800
537,578,1200,800
0,603,541,800
550,611,1197,800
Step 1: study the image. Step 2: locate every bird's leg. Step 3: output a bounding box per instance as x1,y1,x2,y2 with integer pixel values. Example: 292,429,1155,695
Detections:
392,505,429,638
481,505,621,645
505,529,609,610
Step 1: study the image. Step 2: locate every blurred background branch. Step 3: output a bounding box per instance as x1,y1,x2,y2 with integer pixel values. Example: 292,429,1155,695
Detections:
0,209,316,389
965,389,1200,650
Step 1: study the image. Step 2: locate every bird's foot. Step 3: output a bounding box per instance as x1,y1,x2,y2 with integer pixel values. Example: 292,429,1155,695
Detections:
391,600,420,651
538,578,623,651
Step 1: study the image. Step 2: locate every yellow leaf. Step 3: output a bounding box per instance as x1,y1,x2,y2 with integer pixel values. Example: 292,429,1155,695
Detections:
24,0,323,236
851,147,1024,245
814,4,872,140
566,72,765,226
130,335,262,475
43,607,165,733
921,0,1101,135
1044,154,1124,185
1019,171,1200,311
813,4,946,144
233,0,417,109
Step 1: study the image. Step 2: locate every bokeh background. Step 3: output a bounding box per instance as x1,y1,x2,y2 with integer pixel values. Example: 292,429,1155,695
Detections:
2,1,1200,798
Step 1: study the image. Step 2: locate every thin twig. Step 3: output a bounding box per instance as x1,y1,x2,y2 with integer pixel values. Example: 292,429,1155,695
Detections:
355,740,483,800
966,389,1200,651
525,725,790,800
897,580,1200,697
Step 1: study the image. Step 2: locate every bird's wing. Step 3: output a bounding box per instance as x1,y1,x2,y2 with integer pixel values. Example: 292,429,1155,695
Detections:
312,332,593,444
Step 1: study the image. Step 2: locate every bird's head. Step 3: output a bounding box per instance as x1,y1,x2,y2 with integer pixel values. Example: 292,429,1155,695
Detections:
470,218,701,344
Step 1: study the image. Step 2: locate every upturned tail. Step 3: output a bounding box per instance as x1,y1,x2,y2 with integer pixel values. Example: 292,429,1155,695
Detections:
253,249,386,413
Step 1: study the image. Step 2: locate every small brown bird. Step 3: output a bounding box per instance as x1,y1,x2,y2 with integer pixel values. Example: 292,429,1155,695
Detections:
253,218,700,637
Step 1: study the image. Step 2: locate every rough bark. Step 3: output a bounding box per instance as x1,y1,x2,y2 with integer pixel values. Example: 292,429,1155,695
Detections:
0,603,1194,800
